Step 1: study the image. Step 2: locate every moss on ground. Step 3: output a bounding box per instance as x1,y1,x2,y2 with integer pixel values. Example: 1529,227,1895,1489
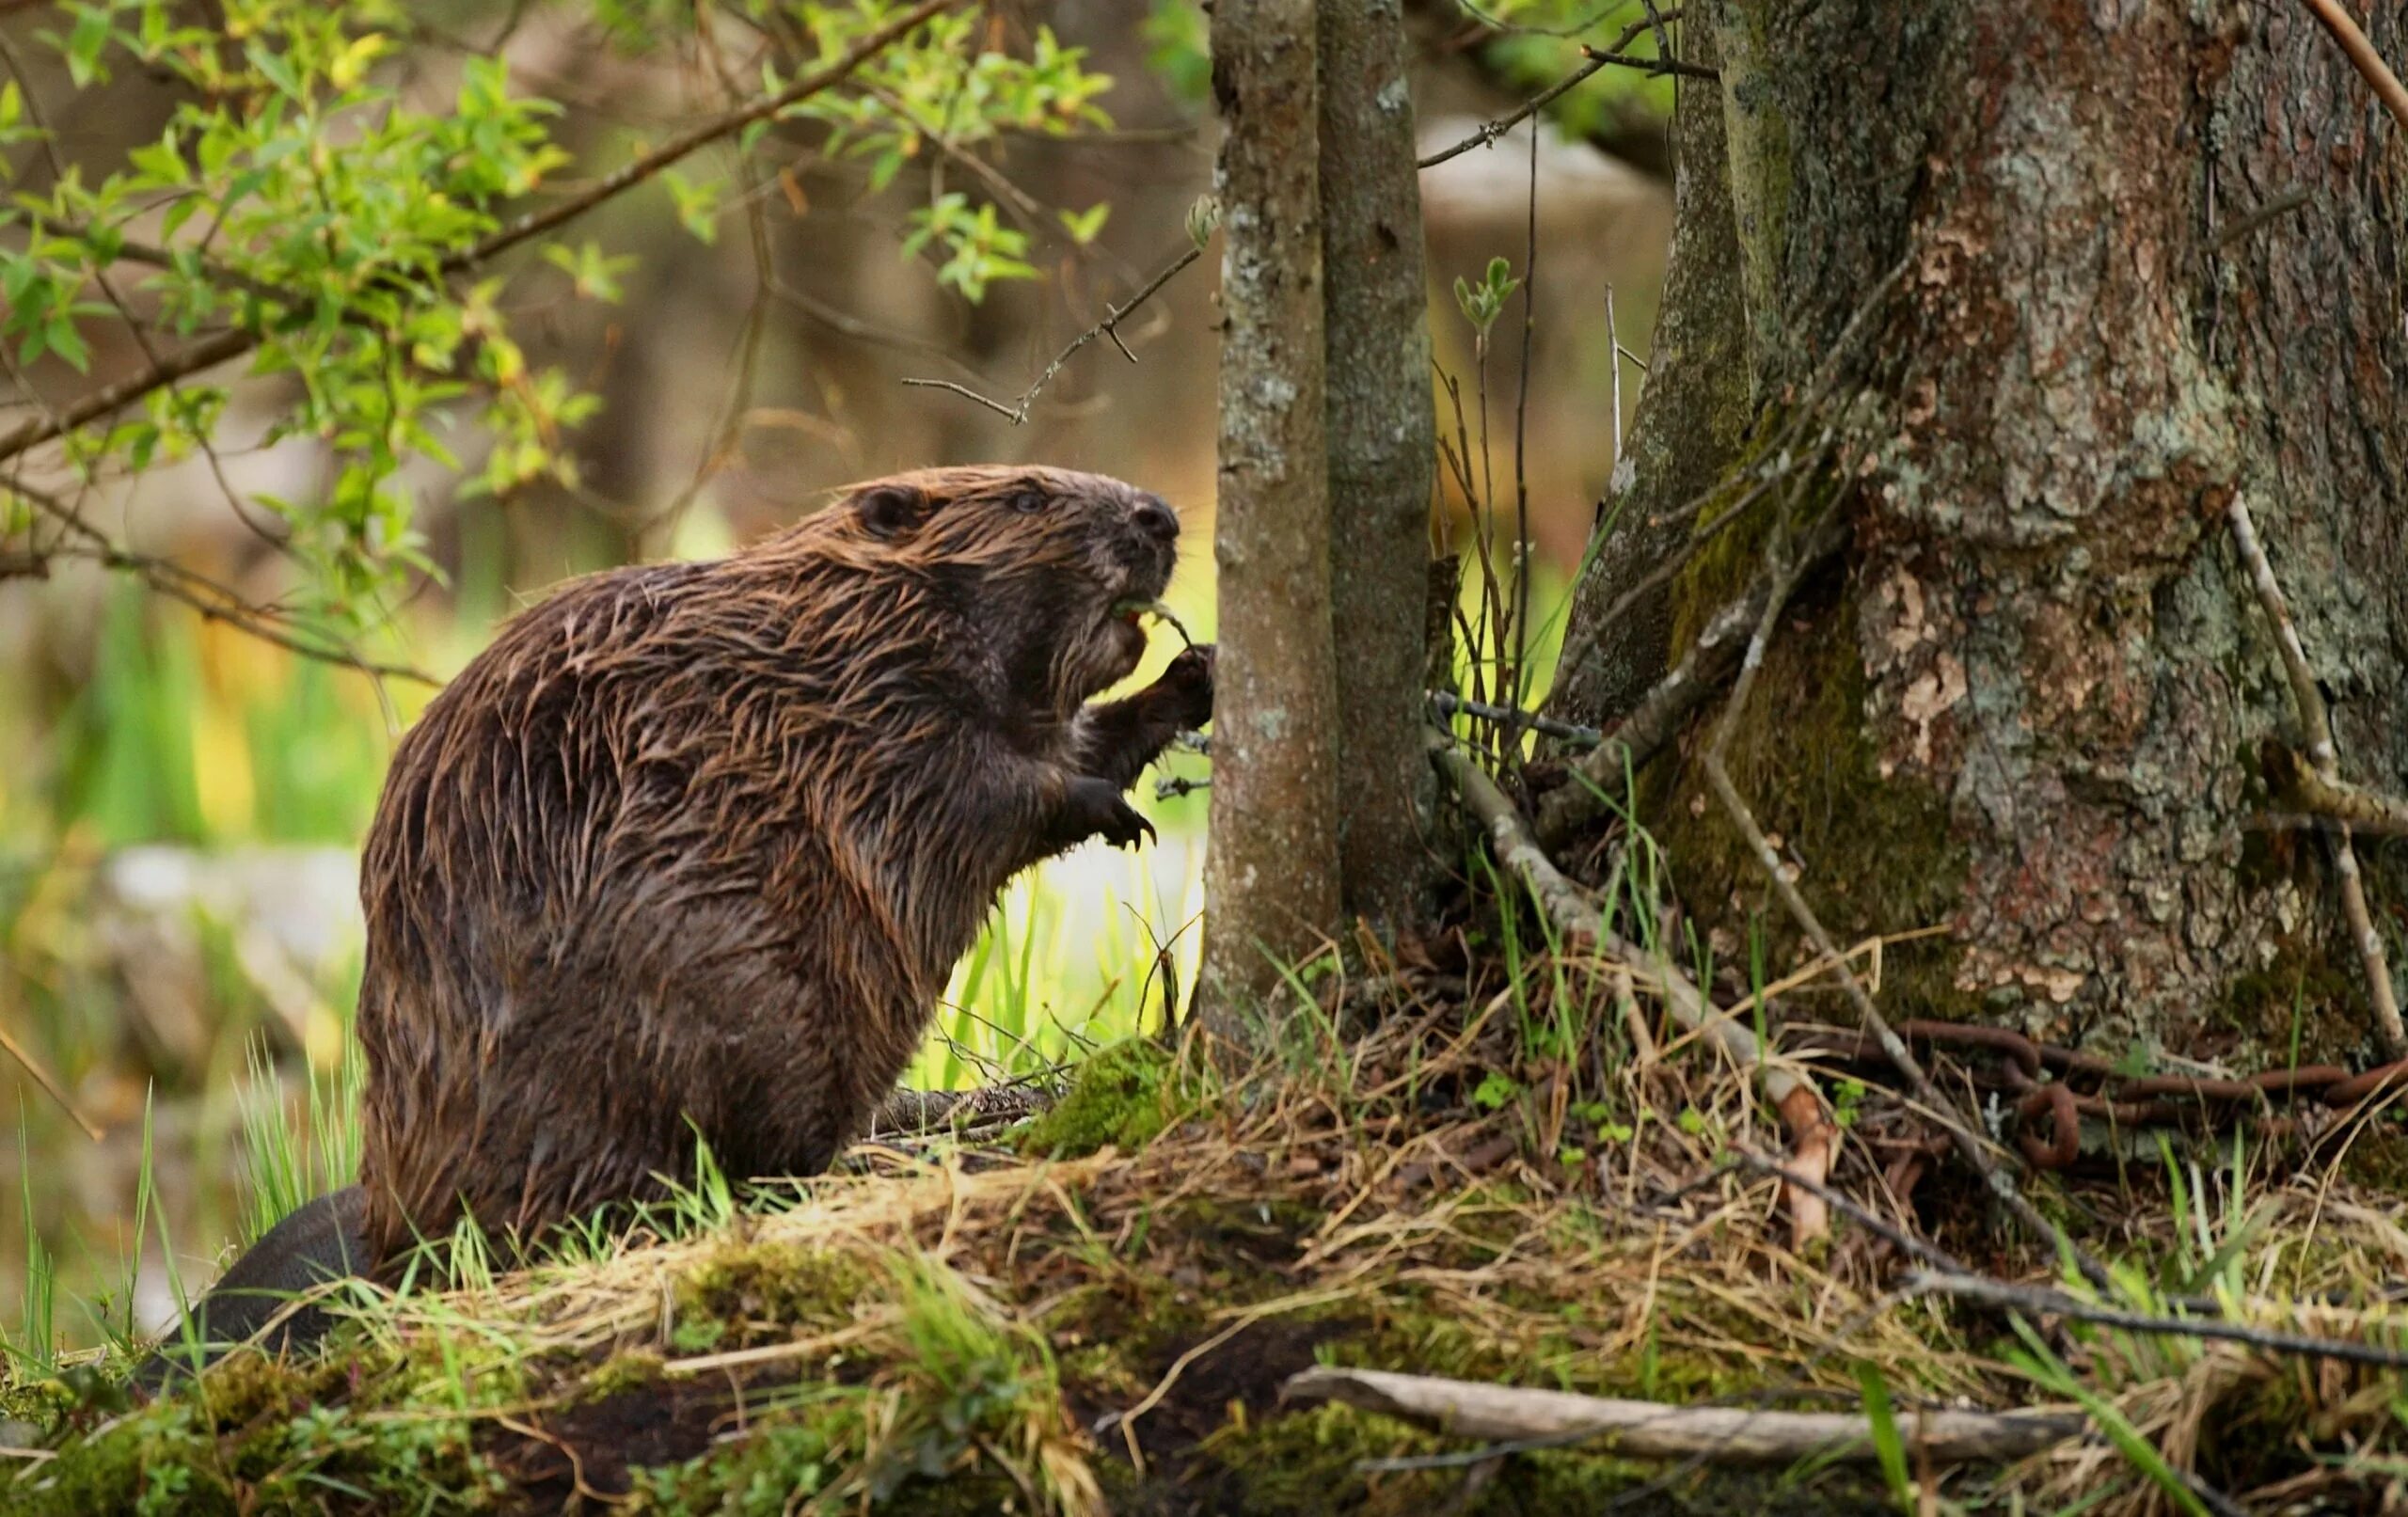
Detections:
1018,1037,1180,1158
12,1028,2405,1513
3,1335,511,1515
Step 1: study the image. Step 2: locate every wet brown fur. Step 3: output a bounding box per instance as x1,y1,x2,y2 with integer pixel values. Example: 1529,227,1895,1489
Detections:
353,466,1208,1264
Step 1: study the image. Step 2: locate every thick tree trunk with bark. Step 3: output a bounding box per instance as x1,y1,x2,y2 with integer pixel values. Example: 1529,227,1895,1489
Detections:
1545,23,1747,736
1201,0,1343,1024
1550,3,2408,1060
1321,0,1439,937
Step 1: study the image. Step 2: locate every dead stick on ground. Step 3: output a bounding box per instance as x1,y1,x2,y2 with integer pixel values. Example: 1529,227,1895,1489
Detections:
2301,0,2408,131
1281,1367,2083,1465
1695,506,2115,1292
2227,492,2405,1056
1430,733,1831,1245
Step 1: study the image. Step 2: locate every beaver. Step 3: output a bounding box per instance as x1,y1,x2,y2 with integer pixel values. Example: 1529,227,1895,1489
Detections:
147,466,1209,1381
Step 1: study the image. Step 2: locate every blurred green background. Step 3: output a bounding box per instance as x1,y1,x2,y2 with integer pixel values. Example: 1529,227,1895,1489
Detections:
0,0,1671,1353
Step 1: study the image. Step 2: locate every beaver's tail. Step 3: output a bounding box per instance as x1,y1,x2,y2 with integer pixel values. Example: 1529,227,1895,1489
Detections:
135,1185,370,1392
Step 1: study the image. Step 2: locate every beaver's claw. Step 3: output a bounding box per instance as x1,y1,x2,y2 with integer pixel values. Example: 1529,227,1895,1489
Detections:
1063,774,1157,851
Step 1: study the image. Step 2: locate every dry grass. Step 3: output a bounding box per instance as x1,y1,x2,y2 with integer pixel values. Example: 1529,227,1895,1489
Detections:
11,936,2408,1514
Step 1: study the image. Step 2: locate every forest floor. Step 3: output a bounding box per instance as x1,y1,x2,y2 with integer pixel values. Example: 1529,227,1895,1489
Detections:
8,954,2408,1516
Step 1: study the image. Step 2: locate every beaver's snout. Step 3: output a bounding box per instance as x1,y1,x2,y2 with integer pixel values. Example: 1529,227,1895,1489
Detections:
1114,492,1180,595
1131,494,1179,543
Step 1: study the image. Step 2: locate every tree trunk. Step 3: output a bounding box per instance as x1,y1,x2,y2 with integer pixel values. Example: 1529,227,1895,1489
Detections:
1550,0,2408,1061
1545,20,1747,736
1200,0,1343,1027
1321,0,1439,938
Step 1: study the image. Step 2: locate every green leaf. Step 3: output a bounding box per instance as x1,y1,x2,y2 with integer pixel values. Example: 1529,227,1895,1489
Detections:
63,8,112,88
1057,202,1109,245
661,169,721,245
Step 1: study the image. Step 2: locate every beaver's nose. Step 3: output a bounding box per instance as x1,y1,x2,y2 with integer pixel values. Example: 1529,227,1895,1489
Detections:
1132,495,1179,543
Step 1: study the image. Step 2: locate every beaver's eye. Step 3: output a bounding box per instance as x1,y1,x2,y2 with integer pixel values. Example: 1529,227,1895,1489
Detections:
1010,490,1048,514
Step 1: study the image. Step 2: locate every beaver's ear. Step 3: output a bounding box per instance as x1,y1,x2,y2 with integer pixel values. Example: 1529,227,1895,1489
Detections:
855,482,934,539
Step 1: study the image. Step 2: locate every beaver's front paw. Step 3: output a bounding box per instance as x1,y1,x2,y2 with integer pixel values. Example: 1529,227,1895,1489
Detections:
1149,644,1213,731
1062,774,1157,851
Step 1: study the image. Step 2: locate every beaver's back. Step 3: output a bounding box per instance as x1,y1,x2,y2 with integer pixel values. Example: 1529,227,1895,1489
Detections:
356,547,956,1261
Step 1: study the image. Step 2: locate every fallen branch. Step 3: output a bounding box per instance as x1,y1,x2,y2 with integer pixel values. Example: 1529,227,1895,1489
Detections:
1281,1366,2083,1465
2227,493,2404,1057
869,1082,1052,1138
1908,1272,2408,1371
1430,732,1831,1245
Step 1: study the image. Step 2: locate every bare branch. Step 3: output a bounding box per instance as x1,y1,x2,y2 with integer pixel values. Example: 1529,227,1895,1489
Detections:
1536,519,1846,845
1416,11,1709,171
2263,749,2408,835
1909,1272,2408,1371
1694,481,2113,1292
2227,492,2404,1056
900,244,1202,424
1430,730,1830,1245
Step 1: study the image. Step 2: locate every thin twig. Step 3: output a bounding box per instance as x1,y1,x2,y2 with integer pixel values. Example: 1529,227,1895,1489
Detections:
2300,0,2408,132
1506,93,1538,740
1432,690,1602,749
1909,1272,2408,1371
1536,519,1846,844
2227,492,2404,1056
2211,184,2312,247
0,1018,102,1142
1730,1150,1968,1275
900,244,1202,424
1416,13,1701,171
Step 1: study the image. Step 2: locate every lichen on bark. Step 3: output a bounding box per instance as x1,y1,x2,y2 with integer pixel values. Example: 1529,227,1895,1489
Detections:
1201,0,1344,1027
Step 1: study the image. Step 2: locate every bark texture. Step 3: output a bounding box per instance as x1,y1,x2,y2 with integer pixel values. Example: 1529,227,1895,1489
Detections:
1321,0,1439,936
1201,0,1343,1023
1555,0,2408,1057
1545,21,1748,735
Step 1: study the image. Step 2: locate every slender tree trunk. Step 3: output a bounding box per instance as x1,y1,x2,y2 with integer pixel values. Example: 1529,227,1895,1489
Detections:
1321,0,1438,938
1548,0,2408,1060
1200,0,1342,1027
